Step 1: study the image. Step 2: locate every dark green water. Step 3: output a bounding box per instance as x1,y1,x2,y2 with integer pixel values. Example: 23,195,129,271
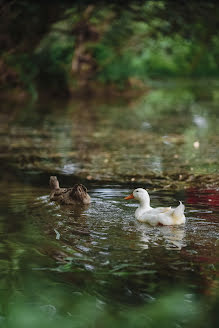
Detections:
0,80,219,326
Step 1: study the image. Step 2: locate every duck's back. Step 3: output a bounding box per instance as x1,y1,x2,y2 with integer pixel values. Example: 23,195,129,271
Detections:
60,184,91,205
136,203,185,226
50,187,68,201
49,176,90,205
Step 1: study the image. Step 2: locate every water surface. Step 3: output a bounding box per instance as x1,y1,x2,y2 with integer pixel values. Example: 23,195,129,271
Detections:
0,180,218,311
0,80,219,323
1,80,218,186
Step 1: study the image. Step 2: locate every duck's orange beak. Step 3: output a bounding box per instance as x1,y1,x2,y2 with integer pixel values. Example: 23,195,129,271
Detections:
124,193,134,200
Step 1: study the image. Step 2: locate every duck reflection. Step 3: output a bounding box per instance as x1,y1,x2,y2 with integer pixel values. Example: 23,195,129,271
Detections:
57,203,91,238
137,223,186,250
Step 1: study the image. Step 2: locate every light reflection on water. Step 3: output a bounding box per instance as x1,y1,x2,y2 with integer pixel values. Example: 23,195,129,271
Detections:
0,181,219,310
1,81,219,185
6,183,219,256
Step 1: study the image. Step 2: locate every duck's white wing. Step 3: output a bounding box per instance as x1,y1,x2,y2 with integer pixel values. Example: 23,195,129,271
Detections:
137,207,173,225
137,208,162,225
137,213,159,225
151,207,171,214
137,202,185,226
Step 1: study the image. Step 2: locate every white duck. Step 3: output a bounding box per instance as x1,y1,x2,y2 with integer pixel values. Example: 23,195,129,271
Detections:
124,188,185,226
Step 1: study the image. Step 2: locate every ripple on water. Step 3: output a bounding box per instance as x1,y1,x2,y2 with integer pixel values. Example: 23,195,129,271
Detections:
2,183,219,299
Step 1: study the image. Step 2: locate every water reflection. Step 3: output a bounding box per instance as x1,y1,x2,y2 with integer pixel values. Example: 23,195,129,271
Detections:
186,188,219,208
0,78,219,310
1,81,219,185
0,178,219,309
137,224,185,250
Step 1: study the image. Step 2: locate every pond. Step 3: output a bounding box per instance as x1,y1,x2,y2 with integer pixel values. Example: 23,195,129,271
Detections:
0,80,219,326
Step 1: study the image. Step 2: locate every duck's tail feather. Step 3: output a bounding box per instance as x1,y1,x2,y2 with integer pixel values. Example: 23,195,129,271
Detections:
70,184,88,201
173,201,185,218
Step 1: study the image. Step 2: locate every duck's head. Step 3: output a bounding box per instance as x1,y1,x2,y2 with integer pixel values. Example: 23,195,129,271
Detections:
124,188,150,203
50,176,60,189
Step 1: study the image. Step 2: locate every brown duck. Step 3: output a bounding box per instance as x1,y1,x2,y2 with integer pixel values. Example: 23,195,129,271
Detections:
49,176,91,205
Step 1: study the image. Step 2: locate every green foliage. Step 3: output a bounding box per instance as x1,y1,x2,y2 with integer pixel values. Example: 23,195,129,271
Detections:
2,287,219,328
94,45,136,85
94,32,219,83
1,1,219,98
34,32,74,94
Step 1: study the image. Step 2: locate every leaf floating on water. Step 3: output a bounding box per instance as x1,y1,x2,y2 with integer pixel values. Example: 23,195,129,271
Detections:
109,264,156,276
135,270,157,276
54,228,61,240
109,263,139,272
112,270,156,277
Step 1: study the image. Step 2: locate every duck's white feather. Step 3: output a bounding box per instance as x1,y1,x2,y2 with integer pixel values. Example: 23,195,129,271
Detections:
126,188,185,226
136,202,185,225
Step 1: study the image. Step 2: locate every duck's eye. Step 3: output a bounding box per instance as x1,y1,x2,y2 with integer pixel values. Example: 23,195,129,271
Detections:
136,191,138,192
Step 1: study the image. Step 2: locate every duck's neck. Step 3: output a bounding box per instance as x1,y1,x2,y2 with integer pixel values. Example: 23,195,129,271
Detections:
135,195,151,219
139,195,151,209
50,179,60,190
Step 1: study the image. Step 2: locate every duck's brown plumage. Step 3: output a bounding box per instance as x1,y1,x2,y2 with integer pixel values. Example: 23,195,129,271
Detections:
49,176,91,205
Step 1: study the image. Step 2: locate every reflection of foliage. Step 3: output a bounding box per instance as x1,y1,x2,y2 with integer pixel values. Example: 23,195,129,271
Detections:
0,80,218,184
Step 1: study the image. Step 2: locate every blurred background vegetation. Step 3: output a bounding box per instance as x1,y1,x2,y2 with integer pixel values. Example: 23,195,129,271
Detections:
1,0,219,101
